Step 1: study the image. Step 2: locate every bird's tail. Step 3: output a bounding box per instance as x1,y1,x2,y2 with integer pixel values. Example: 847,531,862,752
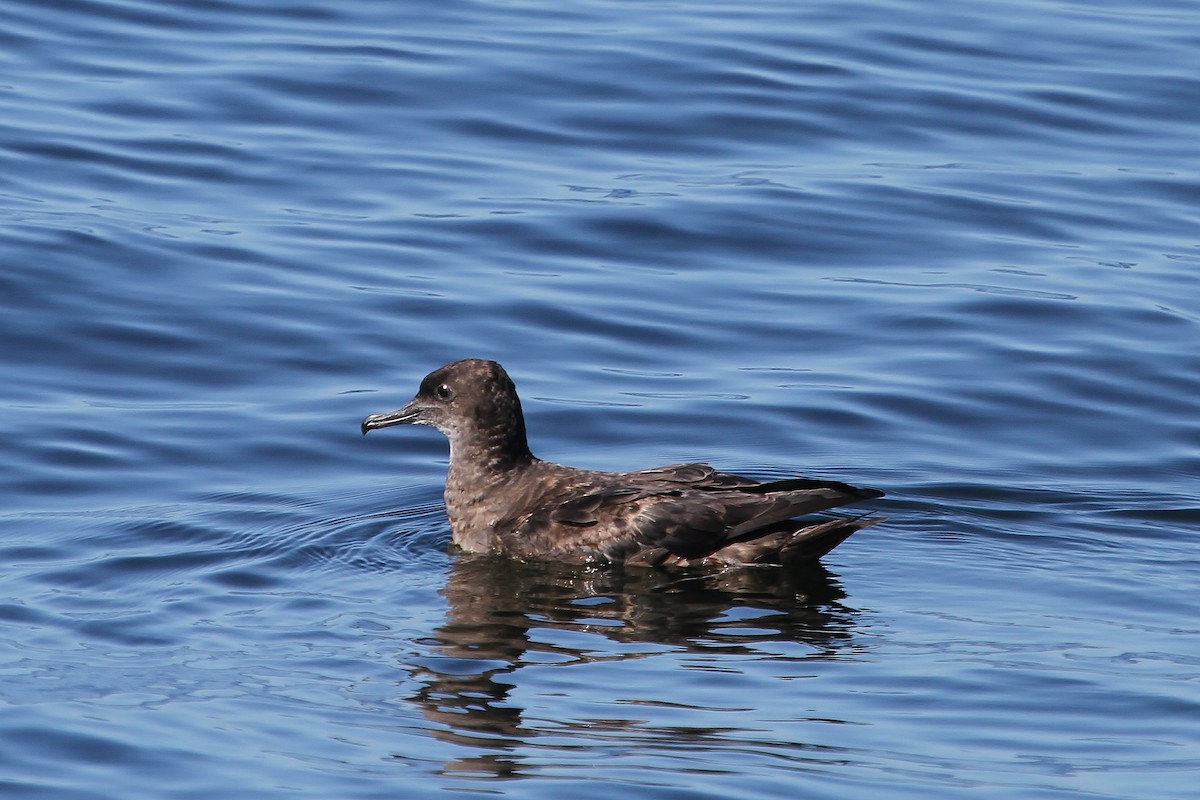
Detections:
710,514,884,567
776,515,884,564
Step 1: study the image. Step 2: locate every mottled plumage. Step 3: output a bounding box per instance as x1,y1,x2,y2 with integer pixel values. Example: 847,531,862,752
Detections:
362,359,884,568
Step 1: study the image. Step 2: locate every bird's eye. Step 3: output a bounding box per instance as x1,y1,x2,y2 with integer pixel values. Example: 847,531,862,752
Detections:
435,384,452,400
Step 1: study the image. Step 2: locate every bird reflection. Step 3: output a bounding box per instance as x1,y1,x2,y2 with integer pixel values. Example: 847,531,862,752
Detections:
406,554,861,779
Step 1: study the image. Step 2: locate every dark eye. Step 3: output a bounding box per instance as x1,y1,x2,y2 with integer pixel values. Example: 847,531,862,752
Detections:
435,384,452,400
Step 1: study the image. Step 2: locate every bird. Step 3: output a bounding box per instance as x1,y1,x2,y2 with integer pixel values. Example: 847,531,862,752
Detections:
362,359,884,568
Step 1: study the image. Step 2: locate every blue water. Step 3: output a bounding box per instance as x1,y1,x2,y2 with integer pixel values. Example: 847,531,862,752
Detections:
2,0,1198,797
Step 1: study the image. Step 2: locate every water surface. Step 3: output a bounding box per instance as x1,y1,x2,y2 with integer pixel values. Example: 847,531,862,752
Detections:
1,0,1198,797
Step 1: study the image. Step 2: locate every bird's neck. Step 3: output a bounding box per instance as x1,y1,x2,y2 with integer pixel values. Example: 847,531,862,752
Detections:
448,423,535,476
444,426,536,552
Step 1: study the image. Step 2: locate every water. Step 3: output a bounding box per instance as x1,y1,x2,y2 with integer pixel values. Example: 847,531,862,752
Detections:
2,0,1198,796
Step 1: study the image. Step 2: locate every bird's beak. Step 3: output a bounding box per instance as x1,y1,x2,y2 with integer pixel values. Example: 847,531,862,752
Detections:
361,399,425,435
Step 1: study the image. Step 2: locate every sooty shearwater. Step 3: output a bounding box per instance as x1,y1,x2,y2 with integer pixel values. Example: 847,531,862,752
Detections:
362,359,884,568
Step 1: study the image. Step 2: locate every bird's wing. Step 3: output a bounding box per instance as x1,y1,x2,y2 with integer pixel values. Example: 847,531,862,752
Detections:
627,462,761,489
513,465,883,564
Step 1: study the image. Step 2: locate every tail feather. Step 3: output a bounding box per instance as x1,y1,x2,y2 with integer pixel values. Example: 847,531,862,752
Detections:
777,515,884,564
709,515,885,567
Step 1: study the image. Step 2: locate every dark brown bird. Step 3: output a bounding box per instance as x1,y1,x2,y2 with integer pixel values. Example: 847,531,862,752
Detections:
362,359,884,568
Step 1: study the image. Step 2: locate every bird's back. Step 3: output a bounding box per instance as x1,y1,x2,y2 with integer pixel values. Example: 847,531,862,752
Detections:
454,460,883,567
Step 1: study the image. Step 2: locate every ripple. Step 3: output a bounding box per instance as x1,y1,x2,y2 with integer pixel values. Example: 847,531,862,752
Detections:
834,276,1078,300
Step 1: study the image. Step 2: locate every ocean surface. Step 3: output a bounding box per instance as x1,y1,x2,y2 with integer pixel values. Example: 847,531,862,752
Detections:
2,0,1198,797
